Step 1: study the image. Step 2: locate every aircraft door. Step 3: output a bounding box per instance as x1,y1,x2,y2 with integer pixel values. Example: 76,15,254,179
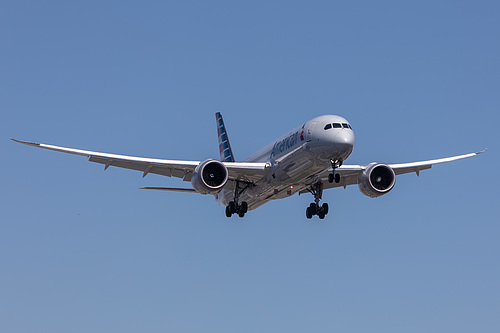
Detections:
306,122,317,142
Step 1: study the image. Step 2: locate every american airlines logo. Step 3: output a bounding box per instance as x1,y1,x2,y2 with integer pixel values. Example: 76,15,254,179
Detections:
271,131,301,158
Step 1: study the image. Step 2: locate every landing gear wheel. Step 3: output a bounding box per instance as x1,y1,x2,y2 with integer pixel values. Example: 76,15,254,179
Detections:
228,201,236,215
309,203,317,215
335,173,340,183
306,207,313,219
240,201,248,214
321,203,329,215
225,205,232,218
328,174,334,183
318,211,326,219
238,210,245,218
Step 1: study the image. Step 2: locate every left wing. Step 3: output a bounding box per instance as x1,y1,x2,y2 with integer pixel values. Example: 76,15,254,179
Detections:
318,149,486,190
11,139,269,183
388,149,486,175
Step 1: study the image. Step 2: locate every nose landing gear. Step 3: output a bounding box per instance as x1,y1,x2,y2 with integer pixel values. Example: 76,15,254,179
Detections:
305,182,329,220
328,160,342,183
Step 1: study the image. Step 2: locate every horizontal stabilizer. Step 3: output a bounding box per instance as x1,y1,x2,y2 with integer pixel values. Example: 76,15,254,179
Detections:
140,187,198,193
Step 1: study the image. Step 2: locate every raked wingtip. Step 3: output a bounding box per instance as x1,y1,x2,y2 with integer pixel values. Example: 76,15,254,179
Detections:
11,138,40,146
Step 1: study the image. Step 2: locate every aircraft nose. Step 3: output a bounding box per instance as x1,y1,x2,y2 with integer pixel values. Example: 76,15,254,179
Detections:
334,130,355,151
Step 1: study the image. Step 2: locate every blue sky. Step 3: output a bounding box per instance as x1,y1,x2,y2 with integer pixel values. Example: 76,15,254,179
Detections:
1,1,499,332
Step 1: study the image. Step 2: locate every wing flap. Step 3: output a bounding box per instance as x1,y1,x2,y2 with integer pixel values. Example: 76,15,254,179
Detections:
392,165,432,176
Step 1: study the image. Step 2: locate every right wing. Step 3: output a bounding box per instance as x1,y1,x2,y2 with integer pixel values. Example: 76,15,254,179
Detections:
12,139,269,183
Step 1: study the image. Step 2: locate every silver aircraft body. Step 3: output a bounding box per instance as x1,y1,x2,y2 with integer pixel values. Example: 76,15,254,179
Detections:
13,113,485,219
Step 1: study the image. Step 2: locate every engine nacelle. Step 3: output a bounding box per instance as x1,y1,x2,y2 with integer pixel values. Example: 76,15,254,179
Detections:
358,163,396,198
191,159,229,194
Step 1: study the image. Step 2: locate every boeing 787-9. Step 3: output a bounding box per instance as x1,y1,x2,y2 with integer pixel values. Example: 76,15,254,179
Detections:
12,113,485,219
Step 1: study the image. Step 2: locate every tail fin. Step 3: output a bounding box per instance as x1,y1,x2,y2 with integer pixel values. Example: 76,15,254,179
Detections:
215,112,235,162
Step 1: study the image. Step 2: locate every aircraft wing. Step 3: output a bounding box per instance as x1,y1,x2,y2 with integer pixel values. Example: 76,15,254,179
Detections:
387,150,486,175
11,139,269,183
320,149,486,190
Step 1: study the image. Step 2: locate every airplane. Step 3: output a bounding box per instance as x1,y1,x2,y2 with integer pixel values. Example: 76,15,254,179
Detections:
12,113,485,219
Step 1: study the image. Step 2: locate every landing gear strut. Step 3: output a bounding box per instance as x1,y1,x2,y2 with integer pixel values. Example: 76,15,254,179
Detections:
225,181,248,218
305,182,329,220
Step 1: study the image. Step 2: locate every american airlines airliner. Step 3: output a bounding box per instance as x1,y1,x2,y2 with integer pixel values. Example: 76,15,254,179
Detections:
12,113,485,219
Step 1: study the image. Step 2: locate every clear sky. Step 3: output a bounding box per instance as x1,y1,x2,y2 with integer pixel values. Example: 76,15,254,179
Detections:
1,1,499,332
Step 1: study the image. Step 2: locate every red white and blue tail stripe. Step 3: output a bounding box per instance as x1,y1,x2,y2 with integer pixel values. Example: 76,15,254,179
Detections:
216,112,235,162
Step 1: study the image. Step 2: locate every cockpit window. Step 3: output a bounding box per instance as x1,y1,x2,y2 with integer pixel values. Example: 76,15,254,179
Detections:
326,122,352,129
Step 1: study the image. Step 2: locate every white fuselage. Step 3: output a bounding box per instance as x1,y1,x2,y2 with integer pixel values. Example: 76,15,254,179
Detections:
215,115,355,210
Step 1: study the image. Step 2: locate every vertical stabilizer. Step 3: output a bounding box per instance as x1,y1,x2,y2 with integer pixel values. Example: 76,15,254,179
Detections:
215,112,235,162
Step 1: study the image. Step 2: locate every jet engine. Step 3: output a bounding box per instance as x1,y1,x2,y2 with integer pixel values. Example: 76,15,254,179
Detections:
191,159,229,194
358,163,396,198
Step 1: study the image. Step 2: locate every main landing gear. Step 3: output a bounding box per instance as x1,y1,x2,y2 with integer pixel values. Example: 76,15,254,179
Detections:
308,160,342,219
225,201,248,218
305,182,329,220
225,181,249,218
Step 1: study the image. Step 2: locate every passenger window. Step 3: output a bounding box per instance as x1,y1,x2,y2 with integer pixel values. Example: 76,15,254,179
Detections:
324,123,332,130
332,123,342,128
